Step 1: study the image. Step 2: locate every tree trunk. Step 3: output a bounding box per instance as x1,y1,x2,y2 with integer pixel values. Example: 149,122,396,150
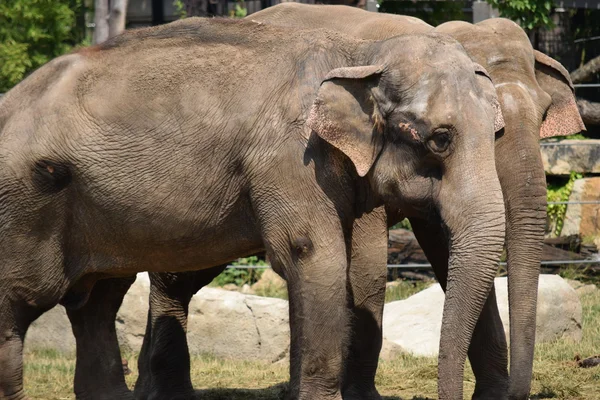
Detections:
94,0,110,44
109,0,128,38
571,54,600,84
577,98,600,127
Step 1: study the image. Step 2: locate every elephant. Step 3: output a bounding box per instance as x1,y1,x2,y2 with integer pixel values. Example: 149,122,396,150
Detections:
75,5,586,400
250,4,585,399
0,17,507,400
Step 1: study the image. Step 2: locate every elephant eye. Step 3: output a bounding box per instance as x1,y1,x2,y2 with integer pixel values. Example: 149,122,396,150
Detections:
428,128,451,154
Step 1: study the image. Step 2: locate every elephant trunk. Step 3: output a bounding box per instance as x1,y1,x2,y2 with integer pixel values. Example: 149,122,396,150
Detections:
493,91,547,399
436,152,506,399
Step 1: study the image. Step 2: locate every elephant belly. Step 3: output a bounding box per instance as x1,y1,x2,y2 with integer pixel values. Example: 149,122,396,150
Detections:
66,181,264,275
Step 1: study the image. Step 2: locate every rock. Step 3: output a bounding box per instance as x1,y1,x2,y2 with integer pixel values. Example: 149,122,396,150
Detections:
383,275,582,357
251,269,287,293
379,339,406,361
25,273,290,363
577,284,599,296
240,283,255,295
186,287,289,362
26,306,74,354
386,280,403,289
561,177,600,246
383,284,444,357
222,283,239,291
541,139,600,175
565,278,599,296
115,273,151,353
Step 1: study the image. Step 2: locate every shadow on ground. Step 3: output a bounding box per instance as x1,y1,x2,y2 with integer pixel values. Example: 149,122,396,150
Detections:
195,384,428,400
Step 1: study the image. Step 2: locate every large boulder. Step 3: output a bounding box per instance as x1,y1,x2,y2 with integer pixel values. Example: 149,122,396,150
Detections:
26,273,290,362
541,139,600,175
561,177,600,247
383,275,582,357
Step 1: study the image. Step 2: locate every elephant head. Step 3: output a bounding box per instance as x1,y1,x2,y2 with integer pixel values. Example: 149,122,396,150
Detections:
308,33,506,396
435,18,585,399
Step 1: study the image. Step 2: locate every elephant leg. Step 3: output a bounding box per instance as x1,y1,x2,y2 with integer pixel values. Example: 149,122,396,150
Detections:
258,209,350,400
342,207,387,400
134,266,226,400
0,300,50,400
66,276,136,400
410,217,509,399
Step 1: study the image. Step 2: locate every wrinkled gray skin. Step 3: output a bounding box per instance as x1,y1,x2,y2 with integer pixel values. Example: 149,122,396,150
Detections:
0,18,507,400
79,6,586,400
251,4,583,400
63,6,581,400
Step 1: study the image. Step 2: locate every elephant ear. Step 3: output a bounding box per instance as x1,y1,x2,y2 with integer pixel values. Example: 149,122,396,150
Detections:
473,63,505,133
307,65,385,177
534,50,586,138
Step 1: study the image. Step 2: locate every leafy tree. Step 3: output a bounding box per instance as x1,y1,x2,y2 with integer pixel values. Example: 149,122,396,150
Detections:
485,0,554,30
0,0,84,92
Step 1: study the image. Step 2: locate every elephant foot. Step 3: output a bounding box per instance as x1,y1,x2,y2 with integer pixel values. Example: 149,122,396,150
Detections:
342,384,382,400
472,387,508,400
140,389,196,400
76,388,134,400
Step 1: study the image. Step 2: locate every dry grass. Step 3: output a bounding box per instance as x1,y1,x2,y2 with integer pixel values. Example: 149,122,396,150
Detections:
23,284,600,400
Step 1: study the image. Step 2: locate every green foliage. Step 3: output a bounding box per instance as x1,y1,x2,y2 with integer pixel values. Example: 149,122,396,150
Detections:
0,0,84,92
384,280,430,303
391,218,412,231
486,0,554,30
378,1,467,26
173,0,187,19
230,0,247,18
210,256,268,287
547,172,582,237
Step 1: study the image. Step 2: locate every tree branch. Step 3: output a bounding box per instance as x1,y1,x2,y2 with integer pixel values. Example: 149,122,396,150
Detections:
570,54,600,84
577,98,600,127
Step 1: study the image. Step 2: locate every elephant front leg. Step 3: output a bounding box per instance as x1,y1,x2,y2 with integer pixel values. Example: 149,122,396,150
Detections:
66,276,136,400
342,207,387,400
410,217,509,400
134,266,226,400
260,215,350,400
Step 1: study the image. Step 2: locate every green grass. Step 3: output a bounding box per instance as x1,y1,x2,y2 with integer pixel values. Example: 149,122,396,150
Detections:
385,280,432,303
23,284,600,400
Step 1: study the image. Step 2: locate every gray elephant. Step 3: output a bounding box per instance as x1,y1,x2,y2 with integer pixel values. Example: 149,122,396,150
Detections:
251,4,584,399
0,17,506,400
77,5,585,400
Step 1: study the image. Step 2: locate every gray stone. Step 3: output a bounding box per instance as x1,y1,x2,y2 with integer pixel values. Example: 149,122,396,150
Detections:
379,339,406,361
565,278,599,297
186,287,289,362
561,177,600,246
251,269,287,293
383,275,582,357
541,139,600,175
25,273,290,363
26,306,74,354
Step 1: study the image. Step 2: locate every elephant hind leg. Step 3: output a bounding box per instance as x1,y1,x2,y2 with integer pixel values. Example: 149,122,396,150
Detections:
134,266,226,400
66,276,136,400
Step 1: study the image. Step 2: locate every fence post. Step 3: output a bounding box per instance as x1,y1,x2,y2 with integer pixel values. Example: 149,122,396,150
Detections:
366,0,378,12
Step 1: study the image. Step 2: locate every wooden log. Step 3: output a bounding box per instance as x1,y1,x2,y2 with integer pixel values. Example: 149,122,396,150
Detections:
571,54,600,84
577,99,600,127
